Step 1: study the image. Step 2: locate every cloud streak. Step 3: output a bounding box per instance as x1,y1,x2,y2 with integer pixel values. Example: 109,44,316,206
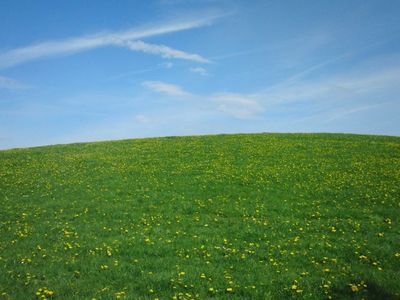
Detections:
0,14,218,69
122,40,210,63
142,80,265,119
212,93,264,119
258,64,400,106
142,81,192,97
142,60,400,121
190,67,208,75
0,76,27,90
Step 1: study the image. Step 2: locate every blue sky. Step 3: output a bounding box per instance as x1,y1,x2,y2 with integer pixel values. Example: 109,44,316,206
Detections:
1,0,400,149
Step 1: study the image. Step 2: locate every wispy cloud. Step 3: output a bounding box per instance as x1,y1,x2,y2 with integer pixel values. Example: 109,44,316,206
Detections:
0,14,219,69
258,64,400,105
107,66,162,81
142,81,192,97
211,46,270,60
121,40,210,63
142,80,265,119
0,76,27,90
324,104,380,122
134,114,150,124
247,61,400,128
161,62,173,69
212,93,264,119
190,67,208,75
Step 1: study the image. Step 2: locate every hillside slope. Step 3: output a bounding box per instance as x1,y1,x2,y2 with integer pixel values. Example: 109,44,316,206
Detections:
1,133,399,299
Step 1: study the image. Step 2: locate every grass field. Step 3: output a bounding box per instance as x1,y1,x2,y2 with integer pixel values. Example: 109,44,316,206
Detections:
0,133,399,299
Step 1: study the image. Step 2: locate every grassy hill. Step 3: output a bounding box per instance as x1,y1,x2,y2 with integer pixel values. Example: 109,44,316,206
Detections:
0,133,399,299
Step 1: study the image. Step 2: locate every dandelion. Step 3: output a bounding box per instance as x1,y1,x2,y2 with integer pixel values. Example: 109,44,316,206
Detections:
35,287,55,299
349,284,359,292
115,291,126,299
21,258,32,264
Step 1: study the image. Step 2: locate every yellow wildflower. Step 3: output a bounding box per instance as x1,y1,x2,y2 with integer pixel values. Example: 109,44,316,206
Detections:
349,284,359,292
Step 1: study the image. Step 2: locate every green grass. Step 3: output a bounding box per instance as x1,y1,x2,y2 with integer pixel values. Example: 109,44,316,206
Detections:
0,133,399,299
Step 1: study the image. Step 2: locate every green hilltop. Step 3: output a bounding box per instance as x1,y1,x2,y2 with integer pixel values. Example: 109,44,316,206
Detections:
1,133,399,299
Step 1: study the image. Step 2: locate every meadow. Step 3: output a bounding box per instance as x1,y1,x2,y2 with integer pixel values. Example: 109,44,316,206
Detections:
0,133,399,299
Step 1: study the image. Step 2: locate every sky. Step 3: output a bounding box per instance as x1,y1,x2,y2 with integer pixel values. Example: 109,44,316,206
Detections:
1,0,400,149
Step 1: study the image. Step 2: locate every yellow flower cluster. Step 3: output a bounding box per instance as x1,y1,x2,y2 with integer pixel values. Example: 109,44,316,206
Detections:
35,287,54,299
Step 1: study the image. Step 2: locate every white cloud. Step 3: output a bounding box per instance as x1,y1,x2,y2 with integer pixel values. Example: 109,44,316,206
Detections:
325,104,380,122
142,80,264,118
245,62,400,128
212,93,264,119
122,40,210,63
161,62,173,69
0,14,219,69
0,76,27,90
134,114,150,124
190,67,208,75
258,64,400,106
140,60,400,121
142,81,192,97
